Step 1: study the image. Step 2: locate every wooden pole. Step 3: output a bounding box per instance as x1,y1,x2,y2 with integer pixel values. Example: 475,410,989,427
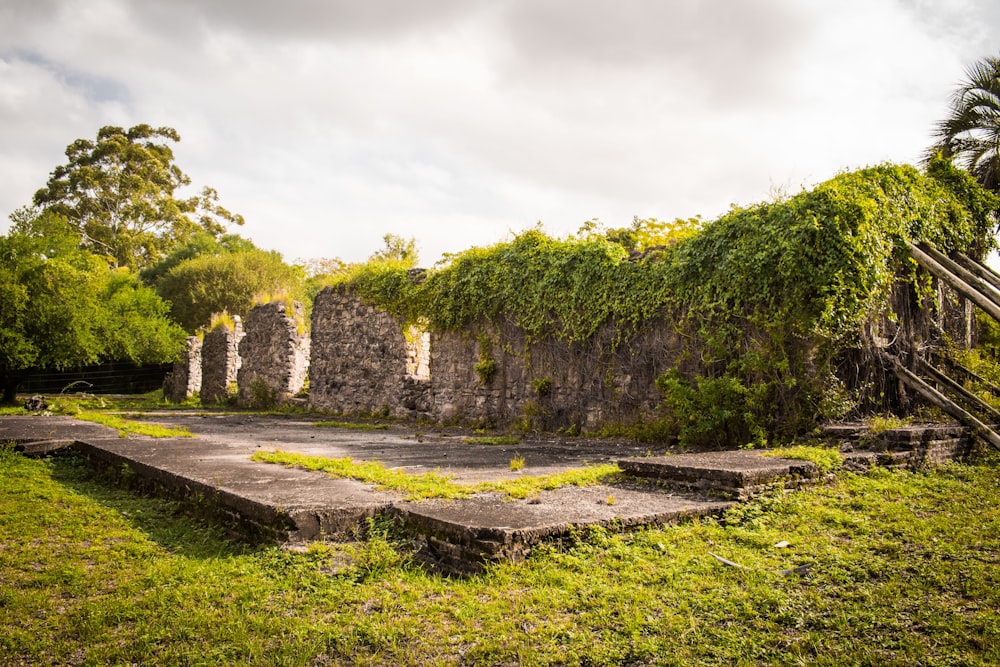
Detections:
919,244,1000,311
951,251,1000,293
935,354,1000,396
919,359,1000,421
908,243,1000,324
887,355,1000,451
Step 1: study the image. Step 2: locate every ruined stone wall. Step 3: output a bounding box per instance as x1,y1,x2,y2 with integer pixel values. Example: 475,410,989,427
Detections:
309,287,431,417
237,301,310,406
163,336,202,402
200,317,243,405
429,319,689,430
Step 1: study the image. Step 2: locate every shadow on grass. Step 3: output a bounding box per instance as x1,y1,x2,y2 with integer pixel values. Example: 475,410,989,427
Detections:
47,452,266,560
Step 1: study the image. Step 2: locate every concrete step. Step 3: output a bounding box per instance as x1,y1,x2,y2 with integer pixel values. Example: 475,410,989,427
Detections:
393,487,731,574
618,450,823,500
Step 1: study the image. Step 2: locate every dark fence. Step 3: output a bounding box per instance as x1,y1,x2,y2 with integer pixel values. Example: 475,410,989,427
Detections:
18,362,172,395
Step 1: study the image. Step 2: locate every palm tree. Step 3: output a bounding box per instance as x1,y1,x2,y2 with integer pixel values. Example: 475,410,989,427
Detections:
928,55,1000,193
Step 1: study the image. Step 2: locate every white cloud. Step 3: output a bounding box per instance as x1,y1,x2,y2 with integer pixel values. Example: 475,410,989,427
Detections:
0,0,996,264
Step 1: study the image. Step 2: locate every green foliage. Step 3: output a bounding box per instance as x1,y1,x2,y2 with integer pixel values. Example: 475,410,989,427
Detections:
31,125,243,270
462,435,521,446
243,379,278,411
252,450,620,500
4,451,1000,664
867,414,912,435
152,246,304,332
656,370,767,448
926,53,1000,193
0,212,186,402
532,377,552,396
74,411,195,438
326,260,422,324
763,445,844,474
575,215,703,253
331,164,996,443
368,233,419,267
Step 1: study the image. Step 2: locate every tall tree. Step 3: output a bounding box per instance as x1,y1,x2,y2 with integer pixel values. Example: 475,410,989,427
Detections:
0,212,186,403
32,124,244,270
927,54,1000,193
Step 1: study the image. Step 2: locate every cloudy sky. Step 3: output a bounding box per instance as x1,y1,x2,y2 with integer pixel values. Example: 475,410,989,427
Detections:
1,1,998,266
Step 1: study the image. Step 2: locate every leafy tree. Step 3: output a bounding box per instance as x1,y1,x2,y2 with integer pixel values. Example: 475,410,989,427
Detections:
138,232,258,286
152,248,304,331
927,54,1000,194
32,124,244,270
369,233,419,267
0,212,186,403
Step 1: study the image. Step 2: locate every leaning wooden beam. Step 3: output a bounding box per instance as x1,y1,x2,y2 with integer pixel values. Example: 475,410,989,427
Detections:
935,355,1000,397
887,355,1000,451
919,359,1000,421
951,251,1000,293
919,244,1000,310
908,243,1000,324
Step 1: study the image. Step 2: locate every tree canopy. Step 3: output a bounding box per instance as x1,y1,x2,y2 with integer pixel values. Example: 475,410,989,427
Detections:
927,53,1000,194
0,212,186,402
145,235,305,332
32,125,244,270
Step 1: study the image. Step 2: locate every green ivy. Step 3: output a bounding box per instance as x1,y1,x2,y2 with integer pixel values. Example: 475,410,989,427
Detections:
331,163,998,444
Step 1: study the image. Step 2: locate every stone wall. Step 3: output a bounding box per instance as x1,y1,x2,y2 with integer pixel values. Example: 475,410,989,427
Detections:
163,336,202,402
308,289,684,427
200,317,243,405
309,287,431,417
305,274,978,429
429,319,689,429
237,301,310,406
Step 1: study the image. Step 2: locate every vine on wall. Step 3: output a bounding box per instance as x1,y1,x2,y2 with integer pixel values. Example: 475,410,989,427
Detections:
330,161,1000,446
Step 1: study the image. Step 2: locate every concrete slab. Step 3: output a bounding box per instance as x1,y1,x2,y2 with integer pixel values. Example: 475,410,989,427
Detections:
1,414,726,572
0,415,118,446
618,450,821,499
7,413,971,573
394,486,731,573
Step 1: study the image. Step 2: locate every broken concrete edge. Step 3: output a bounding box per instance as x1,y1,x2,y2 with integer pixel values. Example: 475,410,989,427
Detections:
390,500,731,576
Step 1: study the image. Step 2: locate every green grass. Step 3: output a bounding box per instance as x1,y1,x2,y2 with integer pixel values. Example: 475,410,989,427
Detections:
251,450,620,500
314,420,390,431
3,445,1000,665
75,412,194,438
763,445,844,474
462,435,521,446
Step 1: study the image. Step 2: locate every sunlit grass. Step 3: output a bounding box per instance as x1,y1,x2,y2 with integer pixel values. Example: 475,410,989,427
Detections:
75,412,194,438
763,445,844,474
3,447,999,665
462,435,521,446
251,450,620,500
314,420,390,431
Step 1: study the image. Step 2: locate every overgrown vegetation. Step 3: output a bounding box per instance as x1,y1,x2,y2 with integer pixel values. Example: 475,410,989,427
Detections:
462,435,521,446
314,420,390,431
332,162,1000,447
251,450,619,500
3,448,999,664
74,412,194,438
763,445,844,474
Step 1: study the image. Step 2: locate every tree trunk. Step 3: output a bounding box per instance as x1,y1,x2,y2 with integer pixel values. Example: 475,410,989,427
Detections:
1,374,20,405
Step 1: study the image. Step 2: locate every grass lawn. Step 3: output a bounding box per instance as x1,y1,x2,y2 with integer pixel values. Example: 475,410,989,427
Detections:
2,444,999,665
